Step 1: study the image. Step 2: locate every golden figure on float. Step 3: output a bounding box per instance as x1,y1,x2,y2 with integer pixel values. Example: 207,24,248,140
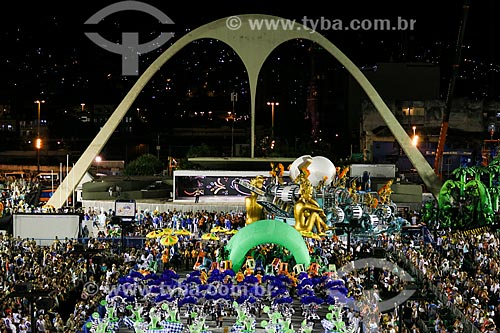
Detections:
292,157,330,234
244,175,266,224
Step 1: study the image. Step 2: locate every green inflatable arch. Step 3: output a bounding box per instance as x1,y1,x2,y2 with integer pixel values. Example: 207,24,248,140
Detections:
225,219,311,272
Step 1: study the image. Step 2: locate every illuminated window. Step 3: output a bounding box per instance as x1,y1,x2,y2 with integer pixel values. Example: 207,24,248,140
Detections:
402,107,425,116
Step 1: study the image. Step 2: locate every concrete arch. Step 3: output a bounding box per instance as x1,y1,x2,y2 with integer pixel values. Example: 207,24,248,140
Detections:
48,14,441,209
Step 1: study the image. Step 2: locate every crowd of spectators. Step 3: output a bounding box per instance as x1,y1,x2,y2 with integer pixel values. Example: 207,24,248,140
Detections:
392,227,500,333
4,173,500,332
82,207,247,238
0,233,127,333
0,175,41,216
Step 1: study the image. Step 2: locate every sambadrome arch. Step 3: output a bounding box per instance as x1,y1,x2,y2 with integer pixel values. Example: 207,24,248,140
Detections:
48,14,441,209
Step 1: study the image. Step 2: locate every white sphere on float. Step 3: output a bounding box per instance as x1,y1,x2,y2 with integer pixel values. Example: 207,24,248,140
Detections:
289,155,336,187
307,156,336,186
288,155,312,182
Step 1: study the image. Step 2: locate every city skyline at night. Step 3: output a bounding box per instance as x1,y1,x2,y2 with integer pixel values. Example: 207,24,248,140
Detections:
0,1,499,162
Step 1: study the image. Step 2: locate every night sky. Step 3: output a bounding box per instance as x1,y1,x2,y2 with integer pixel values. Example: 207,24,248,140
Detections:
2,0,497,100
0,0,498,158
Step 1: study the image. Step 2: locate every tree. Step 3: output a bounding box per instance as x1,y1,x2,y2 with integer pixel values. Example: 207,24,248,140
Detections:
186,143,213,157
124,154,163,176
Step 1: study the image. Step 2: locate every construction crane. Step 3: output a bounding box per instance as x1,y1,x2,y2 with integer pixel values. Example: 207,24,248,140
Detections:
434,0,471,179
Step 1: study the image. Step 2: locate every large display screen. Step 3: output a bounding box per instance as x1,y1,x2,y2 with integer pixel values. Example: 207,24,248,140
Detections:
115,199,136,217
175,175,263,199
174,175,292,200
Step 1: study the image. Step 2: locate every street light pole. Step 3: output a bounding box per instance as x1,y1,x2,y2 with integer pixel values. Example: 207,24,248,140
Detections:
35,100,45,137
227,112,235,157
156,133,160,160
35,101,42,137
36,139,42,173
231,116,234,157
412,125,419,147
231,92,237,157
95,155,102,176
267,101,279,138
34,100,45,173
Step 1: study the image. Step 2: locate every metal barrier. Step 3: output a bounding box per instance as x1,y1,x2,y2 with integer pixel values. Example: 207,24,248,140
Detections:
417,319,429,333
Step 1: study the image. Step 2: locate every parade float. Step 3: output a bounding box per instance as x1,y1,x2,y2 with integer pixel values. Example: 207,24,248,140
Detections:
233,155,407,246
420,157,500,231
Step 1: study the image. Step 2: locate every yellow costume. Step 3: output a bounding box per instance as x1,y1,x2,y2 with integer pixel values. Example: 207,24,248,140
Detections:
270,162,285,184
200,270,208,284
378,179,394,204
335,166,349,188
236,272,245,283
349,180,359,203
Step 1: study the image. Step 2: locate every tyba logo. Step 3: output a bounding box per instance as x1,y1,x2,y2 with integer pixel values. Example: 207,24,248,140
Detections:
84,1,174,76
338,257,416,312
